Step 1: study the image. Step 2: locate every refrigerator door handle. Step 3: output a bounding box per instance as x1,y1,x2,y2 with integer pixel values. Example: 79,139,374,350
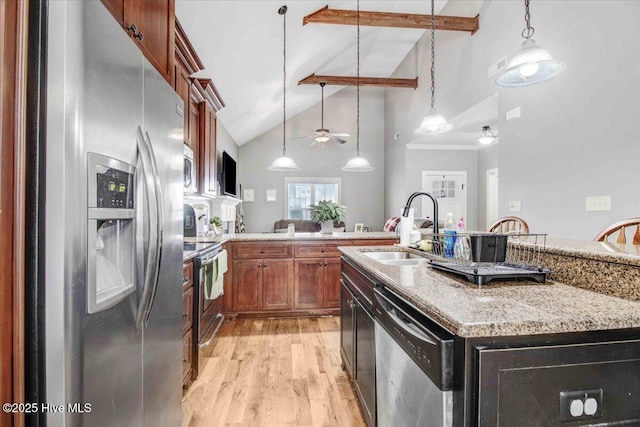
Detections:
135,126,163,330
142,130,164,325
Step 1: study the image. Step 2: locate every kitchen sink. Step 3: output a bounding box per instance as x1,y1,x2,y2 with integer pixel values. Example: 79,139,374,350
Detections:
363,251,428,265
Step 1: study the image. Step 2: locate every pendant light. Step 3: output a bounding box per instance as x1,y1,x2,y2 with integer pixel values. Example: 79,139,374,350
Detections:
415,0,452,135
342,0,373,172
477,125,497,145
269,5,299,172
495,0,565,87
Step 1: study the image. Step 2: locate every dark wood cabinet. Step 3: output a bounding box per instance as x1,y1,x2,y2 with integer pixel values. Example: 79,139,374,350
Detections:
294,259,325,309
233,242,292,259
182,286,193,336
101,0,175,83
340,281,356,377
182,259,195,389
198,102,217,197
262,259,293,310
324,258,342,308
233,258,293,311
182,330,193,385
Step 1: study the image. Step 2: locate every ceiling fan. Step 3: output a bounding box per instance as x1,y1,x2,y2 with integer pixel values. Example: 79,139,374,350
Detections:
293,82,350,145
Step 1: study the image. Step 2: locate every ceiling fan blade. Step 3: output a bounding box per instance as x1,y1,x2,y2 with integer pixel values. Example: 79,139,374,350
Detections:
329,136,347,144
330,133,350,137
291,135,313,140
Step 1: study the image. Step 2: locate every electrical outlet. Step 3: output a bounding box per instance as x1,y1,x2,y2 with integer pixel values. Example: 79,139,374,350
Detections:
559,389,602,422
586,195,611,212
509,200,521,212
506,107,521,121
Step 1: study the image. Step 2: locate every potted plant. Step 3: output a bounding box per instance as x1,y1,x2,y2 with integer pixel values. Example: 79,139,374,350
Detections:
310,200,346,234
209,216,223,235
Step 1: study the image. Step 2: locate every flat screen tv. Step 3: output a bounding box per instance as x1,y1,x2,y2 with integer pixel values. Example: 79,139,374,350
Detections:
221,151,237,197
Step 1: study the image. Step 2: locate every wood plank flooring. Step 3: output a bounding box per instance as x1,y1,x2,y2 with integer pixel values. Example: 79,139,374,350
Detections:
182,317,366,427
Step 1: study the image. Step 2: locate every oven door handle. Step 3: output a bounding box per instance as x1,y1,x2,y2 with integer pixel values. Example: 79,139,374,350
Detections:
200,257,216,267
374,293,436,346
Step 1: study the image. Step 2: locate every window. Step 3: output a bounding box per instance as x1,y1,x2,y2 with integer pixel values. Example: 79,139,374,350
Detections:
285,177,341,220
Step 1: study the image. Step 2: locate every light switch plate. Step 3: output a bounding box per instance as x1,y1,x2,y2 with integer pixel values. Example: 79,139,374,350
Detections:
509,200,521,212
586,195,611,211
506,107,521,121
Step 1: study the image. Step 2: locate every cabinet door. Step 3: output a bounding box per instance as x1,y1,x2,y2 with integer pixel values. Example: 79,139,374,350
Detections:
262,259,293,310
198,102,217,196
323,258,341,308
129,0,174,83
182,286,194,335
182,331,193,386
101,0,126,24
174,60,190,145
188,100,199,154
354,301,376,427
233,260,262,311
340,280,355,377
294,259,324,309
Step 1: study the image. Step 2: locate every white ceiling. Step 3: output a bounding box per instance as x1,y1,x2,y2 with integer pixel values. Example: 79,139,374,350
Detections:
175,0,452,146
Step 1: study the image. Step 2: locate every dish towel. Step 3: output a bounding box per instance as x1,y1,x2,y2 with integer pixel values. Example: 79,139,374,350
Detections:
205,249,228,300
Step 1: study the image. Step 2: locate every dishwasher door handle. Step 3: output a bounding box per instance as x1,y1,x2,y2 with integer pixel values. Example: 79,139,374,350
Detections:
375,293,436,346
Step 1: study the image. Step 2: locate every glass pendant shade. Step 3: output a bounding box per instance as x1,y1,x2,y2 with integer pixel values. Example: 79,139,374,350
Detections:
415,108,453,135
268,153,299,171
342,155,373,172
496,39,566,87
477,126,496,145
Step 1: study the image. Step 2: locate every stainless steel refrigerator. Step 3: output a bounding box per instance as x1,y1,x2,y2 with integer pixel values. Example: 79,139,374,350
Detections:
35,1,183,425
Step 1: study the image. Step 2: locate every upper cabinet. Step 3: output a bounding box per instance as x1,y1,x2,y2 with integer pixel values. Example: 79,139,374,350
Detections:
101,0,175,83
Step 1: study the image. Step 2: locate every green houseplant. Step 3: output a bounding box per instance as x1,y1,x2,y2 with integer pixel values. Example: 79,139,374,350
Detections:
209,216,223,235
310,200,346,233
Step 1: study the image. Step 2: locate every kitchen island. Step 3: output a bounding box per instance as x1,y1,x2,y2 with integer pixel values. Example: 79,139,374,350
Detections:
339,242,640,426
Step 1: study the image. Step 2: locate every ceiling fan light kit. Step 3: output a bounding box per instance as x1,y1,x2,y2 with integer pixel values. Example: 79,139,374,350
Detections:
342,0,374,172
495,0,565,87
415,0,452,136
269,5,300,172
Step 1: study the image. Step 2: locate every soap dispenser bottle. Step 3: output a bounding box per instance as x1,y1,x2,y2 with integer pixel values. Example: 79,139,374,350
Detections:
443,212,457,258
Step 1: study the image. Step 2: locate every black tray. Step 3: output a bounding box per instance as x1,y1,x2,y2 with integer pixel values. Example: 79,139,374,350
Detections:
430,261,551,286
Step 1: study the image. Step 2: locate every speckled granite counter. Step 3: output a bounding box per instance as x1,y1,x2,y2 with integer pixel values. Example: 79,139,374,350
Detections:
184,231,397,244
339,246,640,338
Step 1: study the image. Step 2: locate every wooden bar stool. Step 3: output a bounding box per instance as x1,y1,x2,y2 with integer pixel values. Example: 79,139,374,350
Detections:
594,218,640,245
489,216,529,234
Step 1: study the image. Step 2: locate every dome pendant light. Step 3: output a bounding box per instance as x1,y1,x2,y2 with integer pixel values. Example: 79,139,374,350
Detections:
342,0,373,172
415,0,452,136
496,0,566,87
269,5,299,172
477,125,497,145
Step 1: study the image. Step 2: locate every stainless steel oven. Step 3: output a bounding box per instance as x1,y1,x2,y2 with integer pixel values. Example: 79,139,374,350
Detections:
374,286,455,427
184,143,196,193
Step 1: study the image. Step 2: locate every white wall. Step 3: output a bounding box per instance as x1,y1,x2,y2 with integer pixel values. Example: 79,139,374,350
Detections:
239,87,385,233
385,0,640,239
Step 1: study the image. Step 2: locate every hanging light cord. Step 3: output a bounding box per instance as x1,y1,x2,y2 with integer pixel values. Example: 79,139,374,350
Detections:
320,83,324,128
279,6,288,155
522,0,535,39
356,0,361,156
430,0,436,110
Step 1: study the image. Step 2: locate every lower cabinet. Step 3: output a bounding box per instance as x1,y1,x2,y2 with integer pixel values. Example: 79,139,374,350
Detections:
294,257,342,309
182,259,194,389
232,259,293,311
340,279,376,427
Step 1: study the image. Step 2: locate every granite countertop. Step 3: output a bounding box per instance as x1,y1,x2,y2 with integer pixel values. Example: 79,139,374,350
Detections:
543,237,640,267
339,245,640,338
184,231,397,244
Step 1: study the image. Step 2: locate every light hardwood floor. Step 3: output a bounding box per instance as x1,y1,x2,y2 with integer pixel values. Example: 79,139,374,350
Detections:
182,317,366,427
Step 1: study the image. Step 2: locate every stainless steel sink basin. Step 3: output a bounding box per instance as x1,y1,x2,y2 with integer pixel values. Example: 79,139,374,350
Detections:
363,251,428,265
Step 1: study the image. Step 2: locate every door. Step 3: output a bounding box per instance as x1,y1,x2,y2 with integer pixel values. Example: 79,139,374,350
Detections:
354,301,376,427
340,280,355,377
323,258,341,308
262,259,293,310
486,168,499,230
233,260,262,311
422,171,467,224
294,259,324,309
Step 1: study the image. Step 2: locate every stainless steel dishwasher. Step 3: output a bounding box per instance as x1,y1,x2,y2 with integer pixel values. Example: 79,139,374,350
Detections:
373,286,455,427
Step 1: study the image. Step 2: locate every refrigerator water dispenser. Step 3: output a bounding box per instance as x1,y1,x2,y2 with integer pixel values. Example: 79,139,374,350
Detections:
87,153,136,314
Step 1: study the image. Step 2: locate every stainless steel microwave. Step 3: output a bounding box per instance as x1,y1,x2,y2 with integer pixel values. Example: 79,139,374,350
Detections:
184,144,196,194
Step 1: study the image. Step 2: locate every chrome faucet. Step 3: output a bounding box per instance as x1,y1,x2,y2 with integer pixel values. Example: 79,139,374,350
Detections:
402,192,439,236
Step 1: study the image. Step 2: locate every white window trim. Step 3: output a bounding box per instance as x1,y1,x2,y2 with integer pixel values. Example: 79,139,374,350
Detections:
284,177,342,219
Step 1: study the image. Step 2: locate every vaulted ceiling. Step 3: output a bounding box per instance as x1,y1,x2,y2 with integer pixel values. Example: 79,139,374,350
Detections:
175,1,484,146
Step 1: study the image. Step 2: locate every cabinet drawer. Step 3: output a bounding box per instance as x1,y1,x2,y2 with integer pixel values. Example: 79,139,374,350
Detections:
182,331,193,384
182,261,193,291
182,286,194,335
352,239,397,246
233,242,292,259
294,241,347,258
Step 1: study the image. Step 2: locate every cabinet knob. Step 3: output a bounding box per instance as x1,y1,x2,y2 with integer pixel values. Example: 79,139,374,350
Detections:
321,248,326,252
125,24,138,34
260,249,265,254
349,300,356,309
319,262,324,266
258,263,262,268
183,359,188,364
183,313,188,319
134,32,144,41
263,264,268,268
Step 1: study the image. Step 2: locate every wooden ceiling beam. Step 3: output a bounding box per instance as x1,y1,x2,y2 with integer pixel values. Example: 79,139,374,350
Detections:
303,6,479,35
298,74,418,89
